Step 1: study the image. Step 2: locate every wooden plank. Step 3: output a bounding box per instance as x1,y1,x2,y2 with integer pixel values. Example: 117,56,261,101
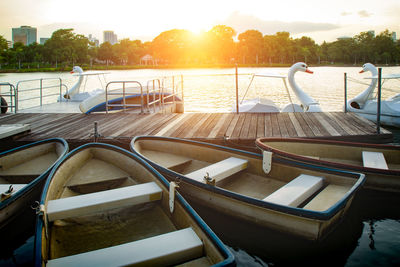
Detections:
170,113,198,138
230,114,246,139
183,113,211,138
225,114,240,138
313,113,341,136
256,113,265,138
288,113,306,137
277,114,289,137
154,114,187,136
319,112,348,136
270,113,281,137
295,113,318,137
208,113,229,138
281,113,297,137
148,114,180,136
303,113,329,136
239,113,252,140
193,113,218,138
264,114,272,137
327,112,358,135
177,114,203,138
247,113,258,139
216,113,235,138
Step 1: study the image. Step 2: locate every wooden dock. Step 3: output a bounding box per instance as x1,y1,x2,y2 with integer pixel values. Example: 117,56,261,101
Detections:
0,112,393,152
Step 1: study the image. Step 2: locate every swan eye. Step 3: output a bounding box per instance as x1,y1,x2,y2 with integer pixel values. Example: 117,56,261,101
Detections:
302,64,306,68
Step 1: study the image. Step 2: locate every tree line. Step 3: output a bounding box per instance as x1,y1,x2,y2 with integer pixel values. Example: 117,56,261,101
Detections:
0,26,399,70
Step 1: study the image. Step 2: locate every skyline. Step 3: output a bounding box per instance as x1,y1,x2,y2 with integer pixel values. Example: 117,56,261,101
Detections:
1,0,400,44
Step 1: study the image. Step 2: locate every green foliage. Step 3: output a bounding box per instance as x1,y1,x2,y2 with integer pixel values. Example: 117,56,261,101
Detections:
0,27,399,71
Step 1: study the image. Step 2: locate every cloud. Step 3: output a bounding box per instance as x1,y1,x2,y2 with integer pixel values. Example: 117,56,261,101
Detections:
220,11,340,36
340,11,352,16
358,10,372,18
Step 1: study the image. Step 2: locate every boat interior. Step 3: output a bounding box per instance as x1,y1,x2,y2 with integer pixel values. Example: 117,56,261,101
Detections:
134,139,360,212
42,147,223,266
259,141,400,170
0,142,65,199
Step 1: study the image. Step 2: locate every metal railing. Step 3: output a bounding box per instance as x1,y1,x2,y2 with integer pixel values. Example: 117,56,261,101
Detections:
0,83,17,113
105,81,143,113
15,78,67,111
104,76,184,114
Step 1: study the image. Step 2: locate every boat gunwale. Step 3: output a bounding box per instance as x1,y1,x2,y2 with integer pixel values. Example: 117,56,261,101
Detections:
34,142,235,267
255,137,400,176
130,135,366,221
0,138,69,210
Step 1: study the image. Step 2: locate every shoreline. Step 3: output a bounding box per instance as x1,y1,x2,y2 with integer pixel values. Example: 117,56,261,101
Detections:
1,63,399,74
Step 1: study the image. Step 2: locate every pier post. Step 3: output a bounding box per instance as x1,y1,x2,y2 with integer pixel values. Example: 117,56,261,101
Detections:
235,64,239,114
344,73,347,113
377,68,382,134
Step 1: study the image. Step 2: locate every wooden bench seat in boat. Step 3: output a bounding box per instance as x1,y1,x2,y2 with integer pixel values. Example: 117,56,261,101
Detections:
46,227,203,267
362,151,388,170
263,174,324,207
186,157,248,183
46,182,162,222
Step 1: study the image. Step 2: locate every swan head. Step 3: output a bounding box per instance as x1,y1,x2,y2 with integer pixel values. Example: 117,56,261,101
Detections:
70,66,83,74
290,62,313,74
359,63,377,75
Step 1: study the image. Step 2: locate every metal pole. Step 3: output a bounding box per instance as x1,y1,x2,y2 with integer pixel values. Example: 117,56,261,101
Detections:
377,68,382,134
235,64,239,114
344,73,347,113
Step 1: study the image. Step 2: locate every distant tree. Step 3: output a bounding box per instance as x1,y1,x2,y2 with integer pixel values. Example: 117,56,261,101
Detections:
205,25,236,64
238,30,263,64
151,29,193,64
98,42,114,65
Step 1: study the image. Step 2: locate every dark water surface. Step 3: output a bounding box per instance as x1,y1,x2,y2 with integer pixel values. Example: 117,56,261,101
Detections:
1,188,399,267
1,128,399,266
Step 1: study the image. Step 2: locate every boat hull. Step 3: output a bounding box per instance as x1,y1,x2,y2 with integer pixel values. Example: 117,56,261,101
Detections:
131,136,365,241
35,143,234,266
256,137,400,192
0,139,68,230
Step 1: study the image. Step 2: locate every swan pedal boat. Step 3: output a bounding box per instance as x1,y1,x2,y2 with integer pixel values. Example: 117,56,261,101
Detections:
35,143,234,267
256,137,400,193
0,138,68,229
347,63,400,127
236,62,322,113
131,136,365,241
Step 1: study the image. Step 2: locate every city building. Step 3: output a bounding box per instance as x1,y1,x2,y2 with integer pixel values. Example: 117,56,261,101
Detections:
12,25,37,46
103,30,118,45
392,32,397,41
40,38,49,45
88,34,100,47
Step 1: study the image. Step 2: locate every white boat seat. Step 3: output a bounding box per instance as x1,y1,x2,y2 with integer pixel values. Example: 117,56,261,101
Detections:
46,182,162,221
46,227,203,267
263,174,324,207
186,157,248,183
362,151,388,170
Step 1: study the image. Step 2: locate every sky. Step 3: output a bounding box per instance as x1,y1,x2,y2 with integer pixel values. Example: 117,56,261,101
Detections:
1,0,399,44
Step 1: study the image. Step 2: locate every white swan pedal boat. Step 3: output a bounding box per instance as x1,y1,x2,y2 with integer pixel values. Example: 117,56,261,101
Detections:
236,62,322,113
347,63,400,127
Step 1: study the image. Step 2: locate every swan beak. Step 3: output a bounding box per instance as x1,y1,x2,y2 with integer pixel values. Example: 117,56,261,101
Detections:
70,71,74,74
359,70,365,73
305,69,313,74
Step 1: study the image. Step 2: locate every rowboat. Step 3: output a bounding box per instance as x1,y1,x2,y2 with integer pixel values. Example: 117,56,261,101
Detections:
256,137,400,192
0,138,68,230
34,143,234,267
130,136,365,241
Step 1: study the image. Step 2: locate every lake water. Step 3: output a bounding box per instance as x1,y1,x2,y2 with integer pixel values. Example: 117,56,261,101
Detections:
0,66,399,266
1,65,400,112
